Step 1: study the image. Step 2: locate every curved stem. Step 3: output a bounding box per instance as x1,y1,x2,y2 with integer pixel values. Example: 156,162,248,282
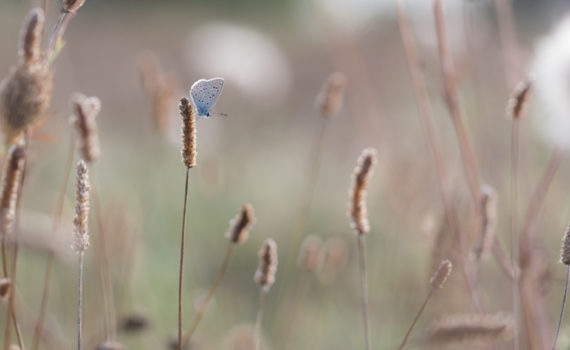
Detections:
178,167,190,350
357,234,371,350
255,290,267,350
183,243,234,347
552,267,570,350
397,288,435,350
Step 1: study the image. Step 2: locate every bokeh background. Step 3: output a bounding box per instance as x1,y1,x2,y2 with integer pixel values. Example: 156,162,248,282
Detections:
2,0,570,349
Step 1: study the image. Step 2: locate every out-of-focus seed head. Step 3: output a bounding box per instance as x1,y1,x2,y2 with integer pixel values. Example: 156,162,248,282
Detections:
0,278,12,302
430,259,453,289
560,223,570,265
506,78,532,120
70,93,101,162
0,144,25,238
95,341,125,350
297,235,324,273
226,204,255,244
19,8,45,66
62,0,86,14
254,238,278,291
315,72,346,118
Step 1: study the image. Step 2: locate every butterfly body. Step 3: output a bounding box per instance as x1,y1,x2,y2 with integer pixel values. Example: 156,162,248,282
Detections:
190,78,224,117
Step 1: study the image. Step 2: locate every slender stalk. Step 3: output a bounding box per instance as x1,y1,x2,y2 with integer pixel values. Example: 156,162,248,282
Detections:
510,117,520,350
32,136,75,350
254,290,267,350
397,288,435,350
357,235,371,350
46,13,68,58
183,243,234,346
552,267,569,350
178,167,190,350
77,252,84,350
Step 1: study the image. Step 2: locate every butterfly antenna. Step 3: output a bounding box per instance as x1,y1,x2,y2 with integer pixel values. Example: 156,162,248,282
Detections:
213,112,229,117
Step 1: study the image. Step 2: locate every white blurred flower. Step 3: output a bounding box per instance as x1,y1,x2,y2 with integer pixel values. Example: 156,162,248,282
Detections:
533,15,570,150
186,23,292,108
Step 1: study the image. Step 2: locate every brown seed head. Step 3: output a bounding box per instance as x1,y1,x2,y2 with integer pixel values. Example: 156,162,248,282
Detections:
0,145,25,238
297,235,324,273
95,341,125,350
19,8,45,66
506,78,532,120
560,223,570,265
0,278,12,302
428,312,514,346
254,238,278,291
62,0,86,14
474,185,497,260
0,63,53,146
71,160,90,254
119,312,150,333
179,97,196,168
316,72,346,118
430,259,452,289
70,93,101,162
348,148,377,235
226,203,255,244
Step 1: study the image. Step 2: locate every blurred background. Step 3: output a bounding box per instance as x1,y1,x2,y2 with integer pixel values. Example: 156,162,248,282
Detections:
2,0,570,349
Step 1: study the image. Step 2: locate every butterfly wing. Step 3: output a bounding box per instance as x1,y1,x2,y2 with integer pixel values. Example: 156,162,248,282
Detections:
190,78,224,117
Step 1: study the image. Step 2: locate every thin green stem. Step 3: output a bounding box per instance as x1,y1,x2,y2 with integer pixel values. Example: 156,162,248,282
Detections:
183,243,234,347
552,267,569,350
178,167,190,350
357,234,371,350
255,289,267,350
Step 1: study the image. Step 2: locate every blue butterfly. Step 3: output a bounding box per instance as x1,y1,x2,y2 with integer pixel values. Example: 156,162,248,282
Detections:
190,77,225,117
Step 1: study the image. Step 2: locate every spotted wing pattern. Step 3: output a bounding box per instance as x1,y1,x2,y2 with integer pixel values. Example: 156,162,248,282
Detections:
190,78,225,117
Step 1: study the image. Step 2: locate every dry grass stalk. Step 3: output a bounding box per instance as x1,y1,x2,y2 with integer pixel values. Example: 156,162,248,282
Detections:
297,235,324,273
254,239,278,350
227,204,255,244
427,313,514,346
179,98,197,169
506,79,532,120
348,148,377,235
474,185,497,260
398,260,453,350
70,93,101,163
0,278,11,301
315,72,346,118
0,8,53,146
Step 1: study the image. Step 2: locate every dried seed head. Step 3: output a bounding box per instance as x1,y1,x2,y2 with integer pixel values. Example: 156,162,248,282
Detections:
71,160,90,253
226,204,255,244
474,185,497,260
427,312,514,346
560,223,570,265
318,237,349,284
316,72,346,118
19,8,45,66
0,64,53,146
0,278,12,301
430,259,452,289
0,144,25,238
70,93,101,162
62,0,86,14
254,238,278,291
179,97,196,168
95,341,125,350
348,148,377,235
297,235,324,273
119,312,149,333
506,78,532,120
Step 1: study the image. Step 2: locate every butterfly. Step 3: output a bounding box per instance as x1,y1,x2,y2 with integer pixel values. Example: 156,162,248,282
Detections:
190,77,225,117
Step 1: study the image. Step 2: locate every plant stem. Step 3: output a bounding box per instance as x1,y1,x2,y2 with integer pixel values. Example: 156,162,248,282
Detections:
357,234,371,350
77,252,84,350
32,136,75,350
183,243,234,346
552,266,569,350
397,288,435,350
255,289,267,350
178,167,190,350
510,116,520,350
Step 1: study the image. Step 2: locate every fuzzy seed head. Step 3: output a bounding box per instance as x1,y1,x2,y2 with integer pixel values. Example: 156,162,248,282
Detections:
0,278,12,302
8,345,20,350
72,160,90,253
506,78,532,120
560,223,570,265
254,238,278,291
226,203,255,244
297,235,324,273
316,72,346,118
62,0,86,14
430,259,452,289
70,93,101,162
0,145,25,238
179,97,196,168
348,148,377,235
474,185,497,260
119,312,149,333
95,342,125,350
428,312,514,346
20,8,45,66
